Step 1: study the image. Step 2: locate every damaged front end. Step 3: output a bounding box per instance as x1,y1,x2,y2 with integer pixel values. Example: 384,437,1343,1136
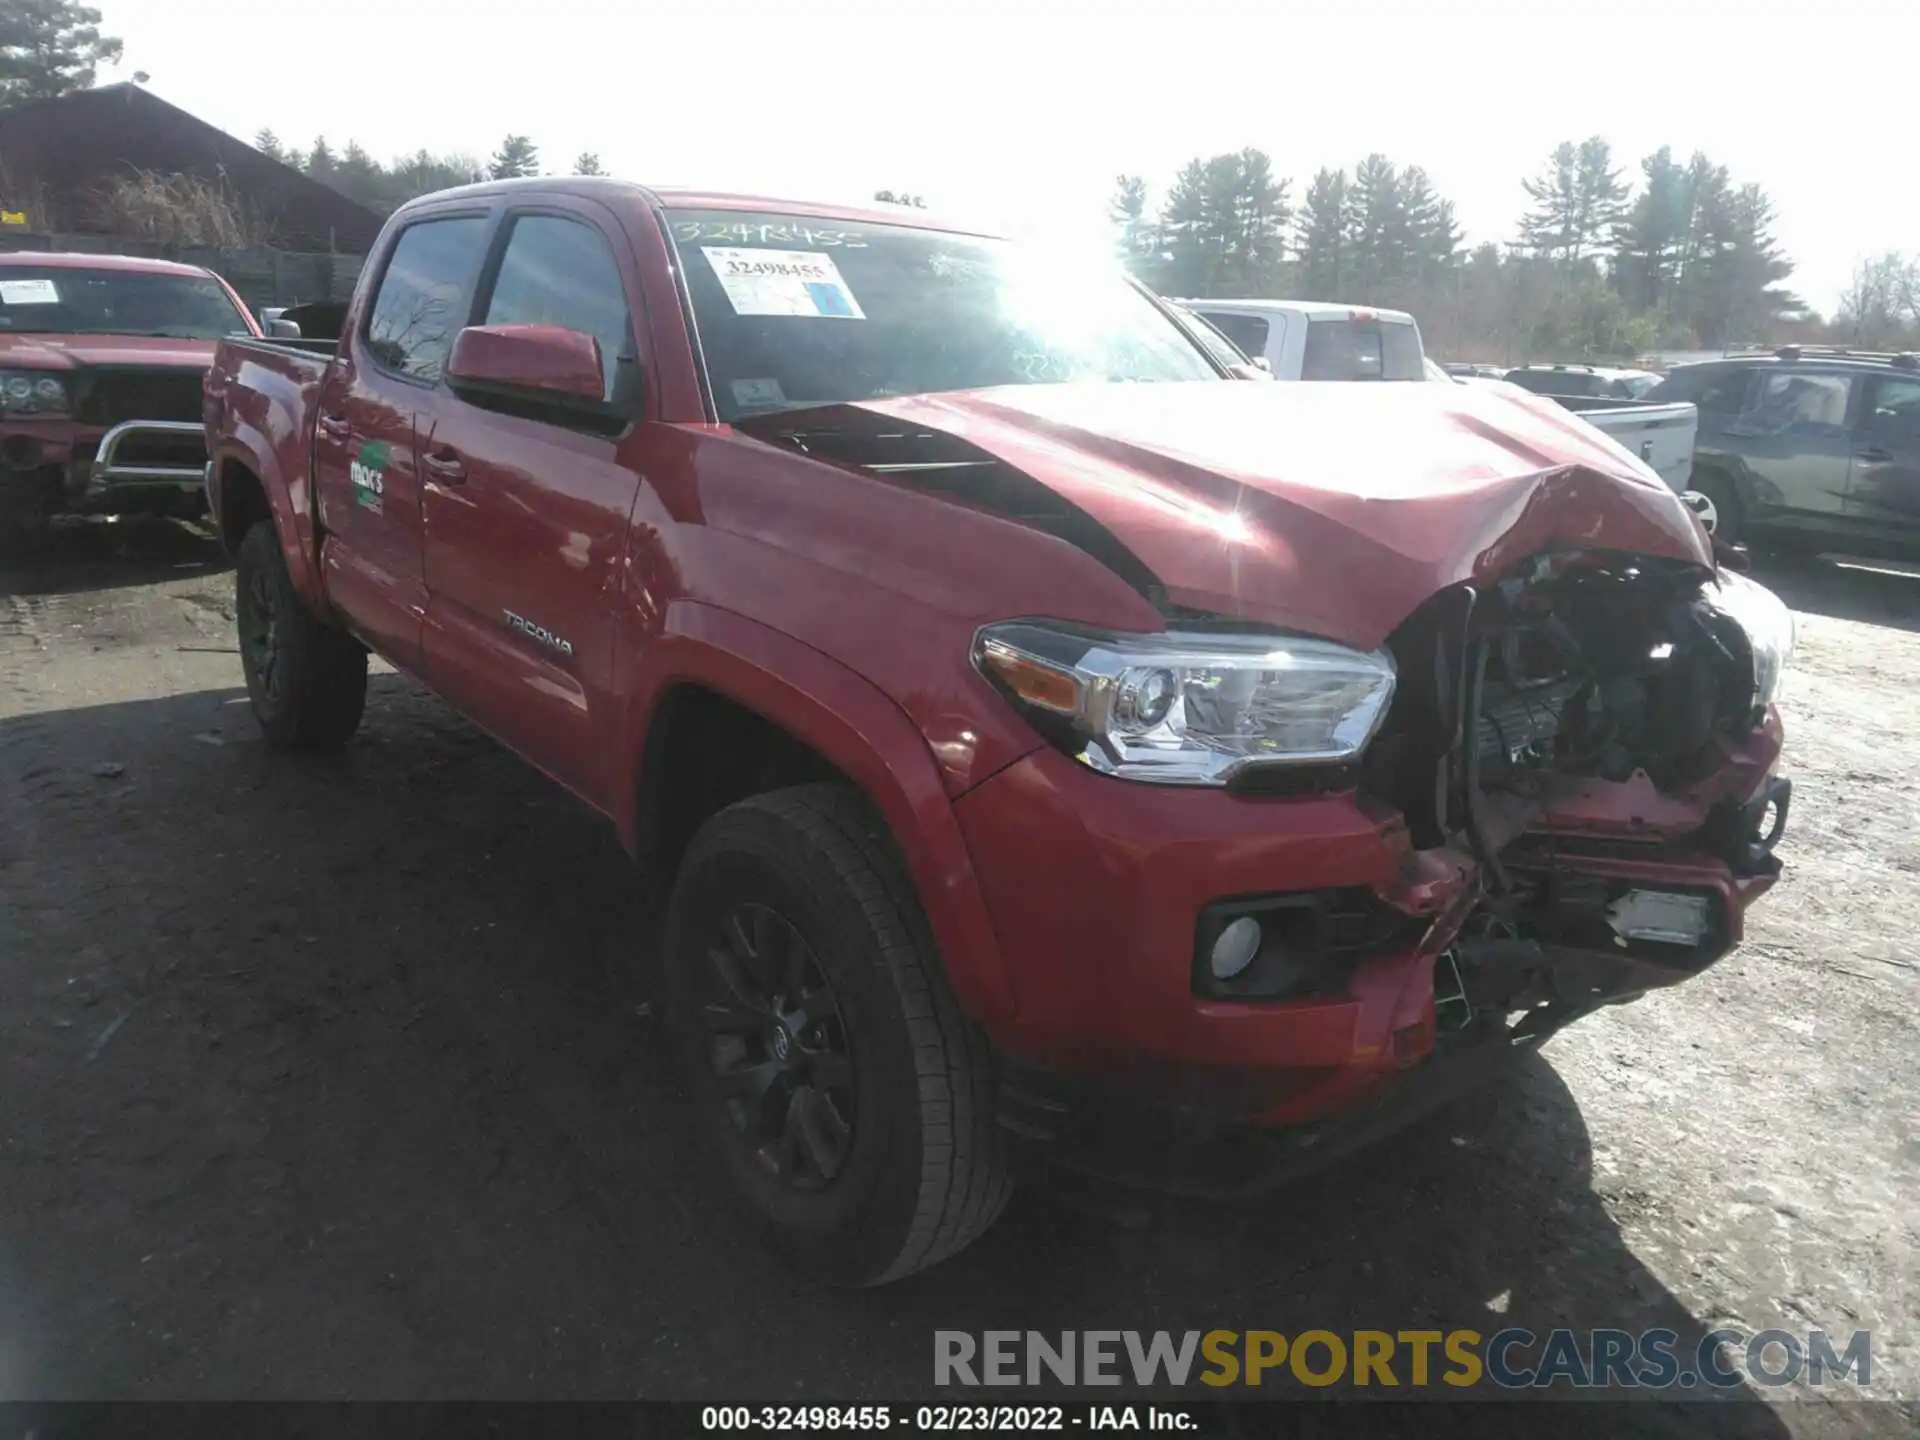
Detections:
730,386,1795,1192
1365,549,1793,1065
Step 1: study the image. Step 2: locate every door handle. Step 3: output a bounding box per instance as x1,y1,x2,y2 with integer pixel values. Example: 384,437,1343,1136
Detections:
422,450,467,485
1855,446,1894,463
317,412,351,438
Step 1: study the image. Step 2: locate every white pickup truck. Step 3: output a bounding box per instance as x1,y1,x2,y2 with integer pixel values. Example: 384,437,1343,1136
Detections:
1492,364,1699,493
1541,393,1699,493
1455,373,1697,494
1171,298,1427,382
1170,298,1700,499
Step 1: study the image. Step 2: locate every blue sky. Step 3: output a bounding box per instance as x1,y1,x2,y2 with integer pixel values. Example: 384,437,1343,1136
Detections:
104,0,1911,313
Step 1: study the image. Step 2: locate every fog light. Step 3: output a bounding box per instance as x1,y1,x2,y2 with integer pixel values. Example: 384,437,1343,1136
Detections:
1209,916,1262,979
1607,890,1711,946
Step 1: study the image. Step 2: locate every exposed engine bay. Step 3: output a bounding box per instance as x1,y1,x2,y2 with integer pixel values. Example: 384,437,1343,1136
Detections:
1362,551,1765,852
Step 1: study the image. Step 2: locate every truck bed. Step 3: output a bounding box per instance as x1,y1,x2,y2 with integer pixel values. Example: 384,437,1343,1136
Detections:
202,334,337,555
1543,395,1698,494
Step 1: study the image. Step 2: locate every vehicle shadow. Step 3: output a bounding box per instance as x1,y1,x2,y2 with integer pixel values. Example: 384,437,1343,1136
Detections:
1748,552,1920,636
0,516,227,599
0,679,1796,1431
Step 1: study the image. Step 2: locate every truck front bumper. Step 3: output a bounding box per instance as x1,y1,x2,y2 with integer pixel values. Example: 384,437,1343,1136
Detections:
953,736,1787,1192
1,418,209,515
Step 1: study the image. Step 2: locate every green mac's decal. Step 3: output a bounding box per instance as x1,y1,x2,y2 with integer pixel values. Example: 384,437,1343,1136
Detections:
349,441,389,514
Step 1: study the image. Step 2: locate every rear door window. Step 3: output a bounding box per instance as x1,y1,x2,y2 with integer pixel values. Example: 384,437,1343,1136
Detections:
1302,319,1423,381
1196,311,1269,360
363,216,489,383
1861,376,1920,443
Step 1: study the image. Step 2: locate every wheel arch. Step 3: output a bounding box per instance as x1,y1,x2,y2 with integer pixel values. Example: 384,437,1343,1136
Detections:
211,433,325,612
618,601,1016,1023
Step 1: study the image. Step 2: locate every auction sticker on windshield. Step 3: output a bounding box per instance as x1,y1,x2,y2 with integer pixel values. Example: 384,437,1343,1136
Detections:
702,248,865,319
0,279,60,305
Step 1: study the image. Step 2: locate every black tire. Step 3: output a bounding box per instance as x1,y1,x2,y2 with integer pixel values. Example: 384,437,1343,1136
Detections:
234,519,368,750
665,783,1011,1285
1687,468,1744,546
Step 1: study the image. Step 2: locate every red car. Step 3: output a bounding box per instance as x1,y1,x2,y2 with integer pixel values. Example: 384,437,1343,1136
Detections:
203,179,1795,1285
0,251,261,550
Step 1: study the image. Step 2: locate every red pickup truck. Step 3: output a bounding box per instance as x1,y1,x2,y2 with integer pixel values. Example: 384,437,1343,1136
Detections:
203,177,1795,1285
0,251,261,550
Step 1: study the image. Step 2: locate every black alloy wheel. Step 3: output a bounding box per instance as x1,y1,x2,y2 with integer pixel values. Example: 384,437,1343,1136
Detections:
698,901,857,1190
238,557,284,707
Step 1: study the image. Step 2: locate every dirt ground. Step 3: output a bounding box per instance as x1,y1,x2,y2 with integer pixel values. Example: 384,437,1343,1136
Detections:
0,520,1914,1432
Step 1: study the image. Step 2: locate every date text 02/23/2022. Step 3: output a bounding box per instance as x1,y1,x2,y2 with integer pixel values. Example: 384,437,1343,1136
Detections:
701,1405,1196,1432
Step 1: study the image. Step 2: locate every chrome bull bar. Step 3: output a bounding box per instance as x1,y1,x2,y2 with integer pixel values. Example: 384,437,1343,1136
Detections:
85,420,208,499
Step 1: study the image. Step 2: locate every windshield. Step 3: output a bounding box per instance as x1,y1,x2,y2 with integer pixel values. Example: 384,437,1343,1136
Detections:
667,209,1221,421
0,267,250,340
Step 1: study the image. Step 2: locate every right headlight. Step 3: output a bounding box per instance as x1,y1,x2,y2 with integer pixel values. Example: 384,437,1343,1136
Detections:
0,369,70,415
1707,569,1795,709
973,620,1398,786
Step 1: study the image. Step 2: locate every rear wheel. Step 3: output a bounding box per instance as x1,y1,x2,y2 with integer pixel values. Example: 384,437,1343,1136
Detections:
235,519,368,750
665,783,1011,1285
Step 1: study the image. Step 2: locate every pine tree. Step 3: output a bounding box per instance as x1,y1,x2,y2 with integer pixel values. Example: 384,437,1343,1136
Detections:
1294,168,1348,297
1400,166,1461,280
1344,154,1403,295
254,128,285,162
488,134,539,180
0,0,123,107
1569,137,1627,265
305,137,337,179
1158,158,1216,296
1217,148,1288,292
1109,174,1153,269
1612,146,1689,313
1522,137,1627,267
1518,142,1580,263
574,152,605,176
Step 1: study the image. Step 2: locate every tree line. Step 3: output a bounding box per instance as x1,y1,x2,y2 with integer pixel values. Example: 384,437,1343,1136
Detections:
1111,138,1801,362
251,130,608,215
1,0,1906,356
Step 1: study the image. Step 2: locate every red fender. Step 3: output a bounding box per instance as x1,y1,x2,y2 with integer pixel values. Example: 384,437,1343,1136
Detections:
211,430,325,614
615,600,1016,1023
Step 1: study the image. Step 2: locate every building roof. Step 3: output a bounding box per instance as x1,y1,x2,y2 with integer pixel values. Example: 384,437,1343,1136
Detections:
0,83,384,252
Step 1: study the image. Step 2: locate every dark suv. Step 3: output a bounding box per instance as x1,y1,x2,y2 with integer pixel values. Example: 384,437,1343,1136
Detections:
1647,347,1920,554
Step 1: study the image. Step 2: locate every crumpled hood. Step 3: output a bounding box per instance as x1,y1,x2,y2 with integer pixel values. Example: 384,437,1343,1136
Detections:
854,381,1714,651
0,333,217,370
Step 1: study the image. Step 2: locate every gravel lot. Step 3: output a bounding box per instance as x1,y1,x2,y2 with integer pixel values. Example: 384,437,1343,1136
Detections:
1,520,1914,1433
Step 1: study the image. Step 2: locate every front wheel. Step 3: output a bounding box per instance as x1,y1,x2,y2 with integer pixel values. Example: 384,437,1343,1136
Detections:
665,784,1011,1285
1685,470,1743,546
235,519,368,750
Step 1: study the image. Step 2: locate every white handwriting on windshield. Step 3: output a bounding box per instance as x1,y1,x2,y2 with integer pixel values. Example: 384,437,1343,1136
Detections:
675,222,867,249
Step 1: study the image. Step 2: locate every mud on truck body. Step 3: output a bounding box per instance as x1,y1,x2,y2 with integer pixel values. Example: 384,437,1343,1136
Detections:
203,178,1795,1285
0,252,260,550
